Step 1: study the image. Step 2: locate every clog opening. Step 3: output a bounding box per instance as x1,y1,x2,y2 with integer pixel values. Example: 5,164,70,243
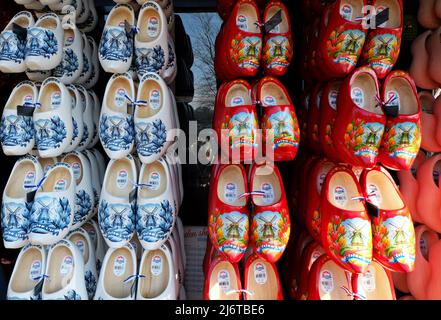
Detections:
10,247,42,293
217,165,247,206
208,260,240,300
138,7,162,42
13,16,32,29
364,170,403,210
37,17,57,30
62,154,83,185
433,161,441,188
351,73,383,115
139,161,167,198
105,158,135,197
225,83,252,107
44,245,75,294
317,260,352,300
136,79,163,118
104,247,134,298
340,0,364,23
108,6,134,27
237,3,260,33
356,261,394,300
328,171,365,211
38,157,55,173
106,76,133,113
385,77,418,115
69,233,89,265
265,4,289,33
419,229,440,261
5,160,37,198
376,0,401,28
251,165,282,206
38,82,64,112
139,249,170,299
64,29,75,47
260,82,290,106
42,167,72,192
5,84,34,110
246,257,278,300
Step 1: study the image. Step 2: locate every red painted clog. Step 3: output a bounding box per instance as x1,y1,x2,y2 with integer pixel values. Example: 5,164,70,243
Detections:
352,260,396,300
307,84,323,155
203,255,242,300
296,241,326,300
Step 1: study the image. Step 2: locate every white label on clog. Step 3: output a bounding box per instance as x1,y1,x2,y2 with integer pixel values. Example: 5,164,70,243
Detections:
54,179,67,191
218,269,231,292
75,240,85,256
261,182,274,204
362,270,376,292
60,255,73,276
224,182,237,203
340,4,353,21
117,169,128,189
351,87,365,108
329,89,338,110
115,88,127,108
263,95,277,106
51,91,62,108
149,89,161,110
147,17,160,38
367,184,382,206
29,260,42,281
320,270,334,293
23,171,36,190
386,90,400,110
151,254,163,276
236,15,248,31
113,255,126,276
254,262,267,285
420,238,428,258
147,172,160,190
231,96,245,107
23,95,33,106
72,162,82,181
333,186,347,206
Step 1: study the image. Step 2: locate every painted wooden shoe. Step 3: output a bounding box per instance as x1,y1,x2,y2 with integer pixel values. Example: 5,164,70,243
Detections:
83,219,107,274
360,166,416,272
307,84,323,155
53,23,83,85
307,254,354,300
333,67,385,168
68,227,98,299
418,0,441,29
136,157,176,250
99,73,135,160
76,85,94,151
135,1,169,79
136,242,177,300
419,91,441,152
169,231,184,293
83,149,101,214
42,239,88,300
391,270,409,294
203,255,241,300
163,36,177,85
352,260,396,300
83,37,100,90
1,81,38,156
37,156,57,173
243,253,283,300
409,31,439,90
91,148,107,186
256,77,300,162
98,4,135,74
317,0,367,78
25,13,63,71
61,151,95,228
306,159,336,244
406,225,439,300
78,0,98,34
319,81,342,162
320,166,373,274
98,155,137,248
28,162,75,245
208,164,249,264
134,72,173,164
64,85,84,153
0,11,34,73
378,71,422,171
76,32,93,85
93,243,137,299
87,90,101,149
250,163,290,263
2,155,43,249
34,77,73,158
426,238,441,299
26,69,51,82
7,244,46,300
296,241,326,300
262,1,293,77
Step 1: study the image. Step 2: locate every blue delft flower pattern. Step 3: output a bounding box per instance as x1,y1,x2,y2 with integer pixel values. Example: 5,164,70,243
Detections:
165,43,175,72
1,202,32,243
136,200,174,244
29,196,71,236
70,118,78,144
98,200,135,244
0,31,26,64
99,28,132,62
64,290,82,300
0,115,34,148
34,116,67,151
80,52,89,78
74,190,92,225
96,259,102,274
85,270,96,299
53,48,79,78
26,28,58,59
79,123,89,148
100,114,134,152
135,119,166,157
135,45,165,77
